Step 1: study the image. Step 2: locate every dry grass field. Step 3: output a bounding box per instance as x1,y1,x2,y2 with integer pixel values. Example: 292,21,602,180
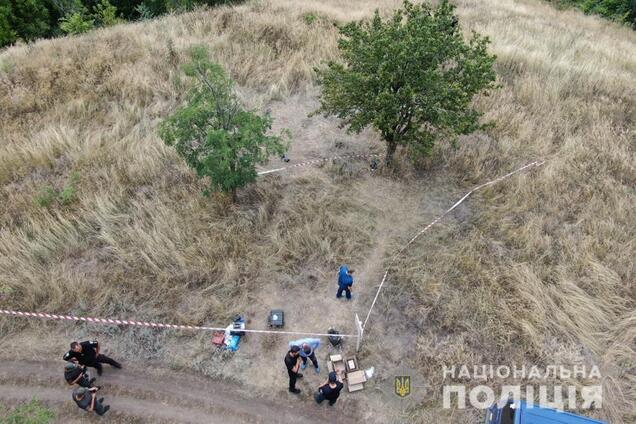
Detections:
0,0,634,422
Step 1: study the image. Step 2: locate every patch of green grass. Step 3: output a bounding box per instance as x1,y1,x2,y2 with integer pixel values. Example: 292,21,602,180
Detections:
59,172,80,205
34,172,80,208
35,186,56,208
303,12,318,25
0,399,55,424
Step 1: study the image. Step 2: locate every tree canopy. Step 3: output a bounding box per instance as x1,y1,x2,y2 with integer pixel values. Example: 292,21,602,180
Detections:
159,47,288,201
315,0,498,164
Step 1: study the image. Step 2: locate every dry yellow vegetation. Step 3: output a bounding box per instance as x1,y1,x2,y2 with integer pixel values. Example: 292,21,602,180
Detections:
0,0,634,422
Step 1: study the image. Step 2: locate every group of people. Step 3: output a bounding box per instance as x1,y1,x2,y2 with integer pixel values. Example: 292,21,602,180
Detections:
60,266,356,415
284,339,344,406
62,340,122,416
283,266,356,405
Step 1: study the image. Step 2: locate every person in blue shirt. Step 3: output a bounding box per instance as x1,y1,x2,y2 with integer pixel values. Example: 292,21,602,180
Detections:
337,265,355,300
289,338,321,373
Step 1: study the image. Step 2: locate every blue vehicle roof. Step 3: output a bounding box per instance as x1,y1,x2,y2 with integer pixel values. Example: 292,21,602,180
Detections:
517,401,606,424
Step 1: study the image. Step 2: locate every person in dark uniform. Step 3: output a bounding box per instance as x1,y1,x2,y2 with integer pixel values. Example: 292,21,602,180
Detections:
284,345,303,394
63,340,122,376
72,387,110,416
64,362,98,388
315,371,344,406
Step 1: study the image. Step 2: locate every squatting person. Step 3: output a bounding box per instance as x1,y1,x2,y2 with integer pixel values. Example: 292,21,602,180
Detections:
72,386,110,416
64,361,98,388
63,340,122,376
315,371,344,406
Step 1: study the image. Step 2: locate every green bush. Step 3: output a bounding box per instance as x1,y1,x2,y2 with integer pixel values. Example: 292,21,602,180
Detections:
159,47,289,201
35,186,56,208
58,172,80,205
94,0,122,26
59,11,95,34
0,399,55,424
35,172,80,207
303,12,317,25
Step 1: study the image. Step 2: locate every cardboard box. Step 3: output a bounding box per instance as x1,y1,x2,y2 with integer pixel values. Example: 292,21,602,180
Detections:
348,383,364,392
346,370,367,385
345,356,358,372
329,354,346,375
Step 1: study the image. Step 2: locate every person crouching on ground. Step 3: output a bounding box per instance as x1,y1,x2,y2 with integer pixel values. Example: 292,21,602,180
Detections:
284,345,303,394
289,338,320,373
64,362,99,388
315,371,344,406
63,340,122,376
337,265,355,300
72,387,110,416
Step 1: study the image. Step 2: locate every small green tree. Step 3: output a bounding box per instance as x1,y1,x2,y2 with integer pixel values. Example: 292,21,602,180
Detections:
93,0,121,27
159,47,288,202
315,0,497,165
59,10,94,34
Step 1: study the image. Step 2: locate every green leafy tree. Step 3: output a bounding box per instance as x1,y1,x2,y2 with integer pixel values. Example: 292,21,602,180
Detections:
315,0,497,165
1,0,54,48
59,10,94,34
0,5,17,47
93,0,121,26
159,47,288,202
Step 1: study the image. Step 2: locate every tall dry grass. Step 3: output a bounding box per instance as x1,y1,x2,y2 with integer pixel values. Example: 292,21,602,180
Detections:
0,0,634,422
387,0,635,422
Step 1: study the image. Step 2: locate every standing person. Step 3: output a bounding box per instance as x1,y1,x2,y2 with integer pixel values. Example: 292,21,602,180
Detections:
63,340,122,376
72,387,110,416
288,338,321,373
315,371,344,406
284,345,303,394
64,362,98,388
336,265,355,300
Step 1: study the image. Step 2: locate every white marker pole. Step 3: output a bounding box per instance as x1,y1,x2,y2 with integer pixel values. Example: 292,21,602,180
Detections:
355,313,364,352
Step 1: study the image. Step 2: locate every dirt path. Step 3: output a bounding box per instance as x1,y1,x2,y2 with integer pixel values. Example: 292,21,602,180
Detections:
0,360,355,423
0,95,460,423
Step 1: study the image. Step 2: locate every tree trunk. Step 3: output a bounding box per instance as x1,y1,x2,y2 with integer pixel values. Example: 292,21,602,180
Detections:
231,187,238,203
385,140,397,166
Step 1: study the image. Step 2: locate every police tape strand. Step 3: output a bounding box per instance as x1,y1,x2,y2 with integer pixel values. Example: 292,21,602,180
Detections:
361,160,546,329
0,155,544,343
0,152,375,340
257,153,380,176
0,309,357,338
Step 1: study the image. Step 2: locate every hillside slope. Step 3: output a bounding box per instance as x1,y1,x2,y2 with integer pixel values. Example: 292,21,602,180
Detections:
0,0,634,423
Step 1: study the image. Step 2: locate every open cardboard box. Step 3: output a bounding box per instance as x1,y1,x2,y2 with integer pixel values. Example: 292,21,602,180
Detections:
346,370,367,392
328,354,367,392
328,354,346,375
345,356,359,372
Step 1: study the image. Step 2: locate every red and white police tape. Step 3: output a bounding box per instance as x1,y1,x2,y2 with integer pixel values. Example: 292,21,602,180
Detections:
0,155,545,342
0,309,357,338
257,153,379,175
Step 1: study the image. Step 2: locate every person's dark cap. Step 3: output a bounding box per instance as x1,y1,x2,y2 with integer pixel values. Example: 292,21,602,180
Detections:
328,371,337,383
65,362,76,371
290,345,301,353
